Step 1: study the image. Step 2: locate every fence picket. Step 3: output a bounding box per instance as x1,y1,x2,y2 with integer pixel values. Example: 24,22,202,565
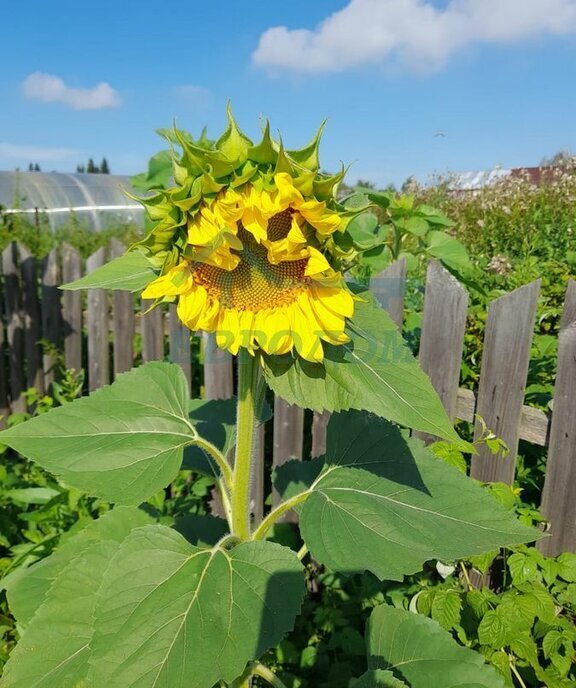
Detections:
2,244,25,412
538,280,576,556
272,399,304,516
470,280,541,485
111,240,135,374
371,258,407,328
61,244,83,372
415,261,468,443
202,333,233,400
86,248,110,391
141,300,164,362
311,411,330,458
18,244,44,395
169,304,191,391
41,249,61,387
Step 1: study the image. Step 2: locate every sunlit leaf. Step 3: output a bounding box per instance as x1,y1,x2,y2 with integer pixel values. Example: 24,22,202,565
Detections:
61,250,158,292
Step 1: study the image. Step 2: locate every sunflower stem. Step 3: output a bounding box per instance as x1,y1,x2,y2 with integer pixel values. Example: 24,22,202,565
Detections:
232,350,259,540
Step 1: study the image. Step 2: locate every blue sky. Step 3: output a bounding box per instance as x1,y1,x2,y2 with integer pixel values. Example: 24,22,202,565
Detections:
1,0,576,187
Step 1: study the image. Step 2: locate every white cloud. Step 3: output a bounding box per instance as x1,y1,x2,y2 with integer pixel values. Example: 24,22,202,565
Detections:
253,0,576,74
0,142,79,162
22,72,121,110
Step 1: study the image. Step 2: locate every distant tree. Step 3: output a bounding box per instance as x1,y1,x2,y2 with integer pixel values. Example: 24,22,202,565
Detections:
540,150,575,166
356,178,376,189
100,157,110,174
34,163,41,171
28,163,33,171
76,164,86,174
87,158,97,174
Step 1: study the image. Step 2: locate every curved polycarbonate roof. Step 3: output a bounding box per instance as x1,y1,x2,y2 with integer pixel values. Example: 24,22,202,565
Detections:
0,171,145,231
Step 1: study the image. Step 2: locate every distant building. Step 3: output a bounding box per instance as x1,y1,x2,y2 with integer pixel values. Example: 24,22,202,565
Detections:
448,165,572,192
0,170,145,231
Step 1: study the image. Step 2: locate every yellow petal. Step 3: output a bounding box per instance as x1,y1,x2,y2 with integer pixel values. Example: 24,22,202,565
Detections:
274,173,303,208
305,247,331,276
142,263,192,299
177,285,207,329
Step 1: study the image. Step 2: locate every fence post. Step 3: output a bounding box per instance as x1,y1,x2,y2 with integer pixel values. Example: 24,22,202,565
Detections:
2,243,25,413
538,280,576,556
41,248,61,387
86,247,110,391
371,258,407,328
61,244,83,373
18,244,44,396
110,240,135,375
141,300,164,362
415,261,468,443
272,399,304,518
470,280,540,485
169,304,191,392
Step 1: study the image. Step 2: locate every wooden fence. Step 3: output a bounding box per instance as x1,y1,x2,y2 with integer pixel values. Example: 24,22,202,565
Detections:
0,241,574,556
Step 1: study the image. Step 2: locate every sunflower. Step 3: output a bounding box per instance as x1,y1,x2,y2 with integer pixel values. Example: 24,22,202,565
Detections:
136,109,358,362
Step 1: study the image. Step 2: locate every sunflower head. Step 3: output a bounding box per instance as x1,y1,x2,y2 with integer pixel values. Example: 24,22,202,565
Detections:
137,108,358,362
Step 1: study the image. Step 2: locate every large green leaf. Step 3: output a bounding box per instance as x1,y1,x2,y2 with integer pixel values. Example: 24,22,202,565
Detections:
2,507,152,627
353,670,408,687
367,605,506,687
263,291,465,447
88,526,305,688
299,412,538,580
0,362,195,505
182,397,237,475
0,508,152,688
61,250,158,291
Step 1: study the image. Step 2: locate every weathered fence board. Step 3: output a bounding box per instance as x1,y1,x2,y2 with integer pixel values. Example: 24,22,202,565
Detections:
202,333,233,400
272,399,304,515
141,301,164,362
86,248,110,391
0,286,9,426
416,261,468,443
311,410,330,458
470,280,541,485
539,280,576,556
371,258,407,328
169,304,191,392
18,245,44,395
110,240,135,375
41,249,61,386
2,244,25,412
61,244,82,372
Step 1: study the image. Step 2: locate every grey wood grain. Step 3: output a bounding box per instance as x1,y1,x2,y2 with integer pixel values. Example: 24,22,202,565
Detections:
272,398,304,518
18,244,44,395
2,243,25,412
311,410,330,458
370,258,407,328
539,280,576,555
61,244,83,372
415,261,468,443
169,304,191,391
109,240,135,374
140,300,165,362
202,332,233,399
41,248,61,387
86,248,110,390
470,280,540,485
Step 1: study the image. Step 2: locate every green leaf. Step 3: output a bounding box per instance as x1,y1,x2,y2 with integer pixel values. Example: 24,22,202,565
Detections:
431,589,462,630
4,486,60,504
88,526,305,688
508,552,539,585
367,605,506,687
273,457,324,502
2,507,152,627
404,217,429,237
287,120,326,172
556,552,576,582
0,362,195,505
0,508,152,687
478,610,509,648
426,231,472,272
131,149,173,191
173,513,229,547
217,103,253,165
353,669,408,687
299,412,538,580
347,211,380,248
263,291,466,446
61,249,158,292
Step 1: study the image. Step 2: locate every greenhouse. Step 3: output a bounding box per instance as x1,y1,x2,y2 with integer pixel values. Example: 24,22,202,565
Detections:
0,170,144,231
